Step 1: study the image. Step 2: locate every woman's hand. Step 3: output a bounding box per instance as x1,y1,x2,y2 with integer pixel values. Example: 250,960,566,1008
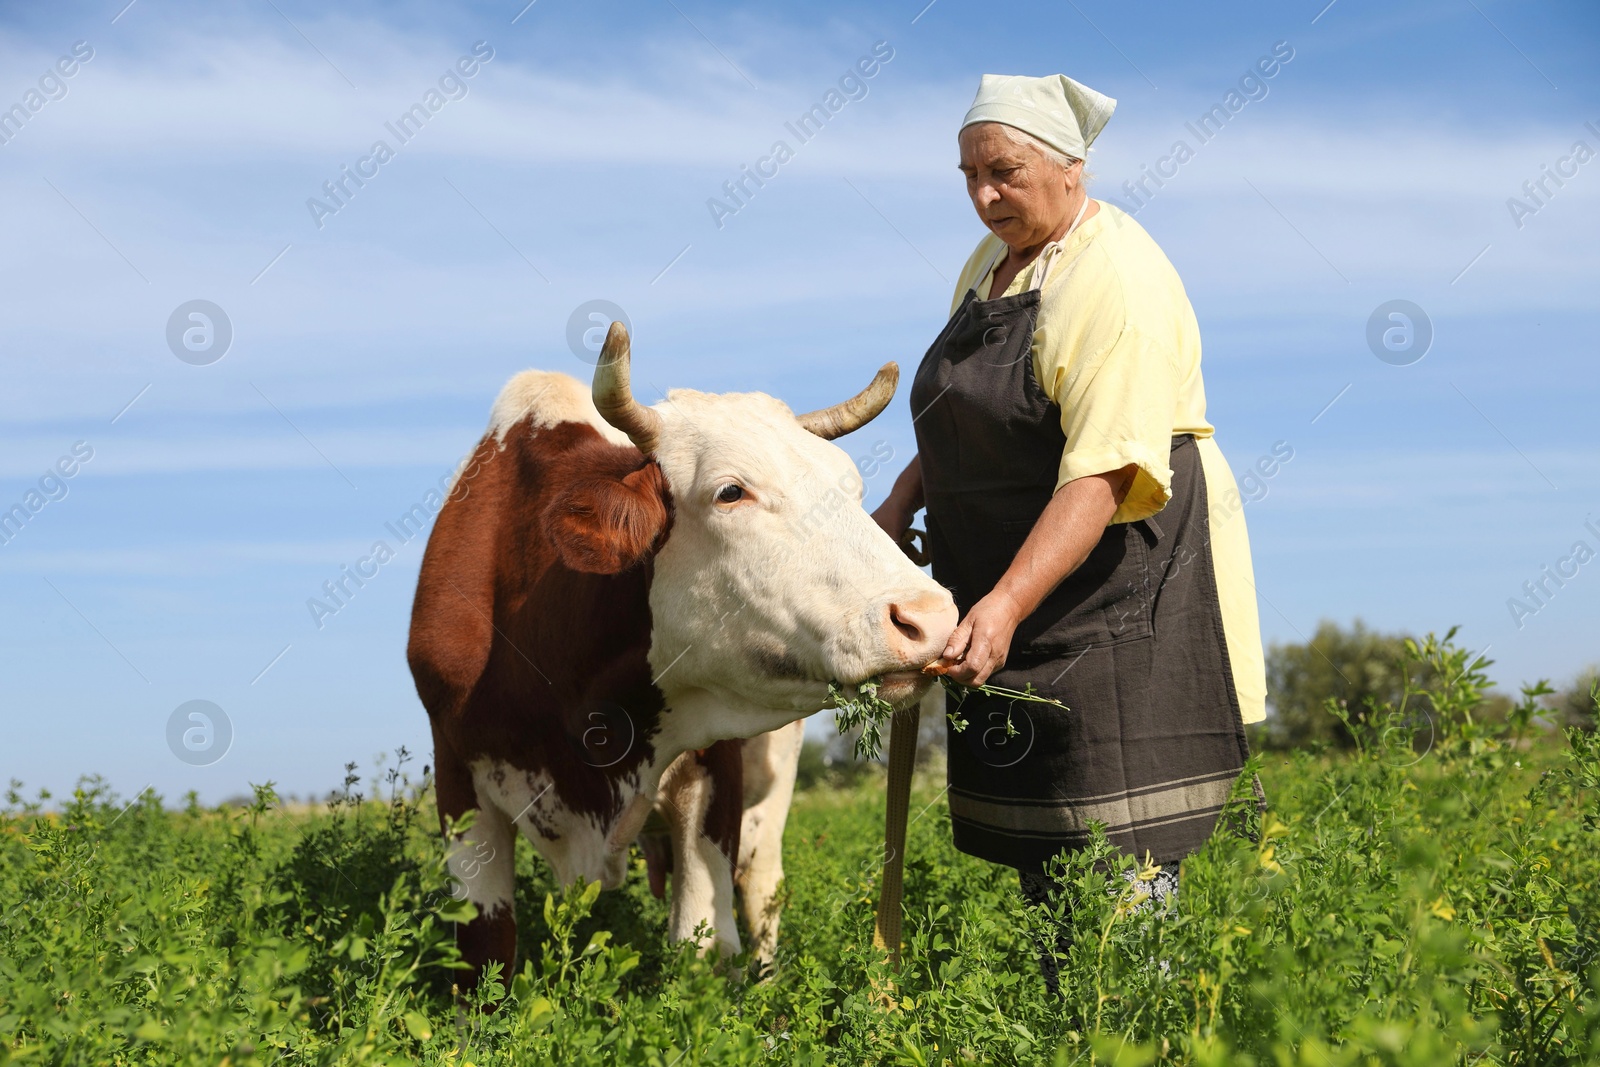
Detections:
872,454,924,544
871,498,912,542
934,589,1023,686
928,465,1137,686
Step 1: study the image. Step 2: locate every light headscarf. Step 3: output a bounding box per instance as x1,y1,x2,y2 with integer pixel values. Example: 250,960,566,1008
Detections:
960,74,1116,160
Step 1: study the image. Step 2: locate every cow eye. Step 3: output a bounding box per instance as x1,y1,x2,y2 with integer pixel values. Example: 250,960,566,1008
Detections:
715,483,744,504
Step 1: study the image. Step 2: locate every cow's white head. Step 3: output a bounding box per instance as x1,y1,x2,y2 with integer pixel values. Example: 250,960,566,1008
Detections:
583,322,956,739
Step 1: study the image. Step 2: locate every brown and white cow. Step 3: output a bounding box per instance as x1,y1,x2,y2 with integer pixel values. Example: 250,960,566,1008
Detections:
406,323,955,984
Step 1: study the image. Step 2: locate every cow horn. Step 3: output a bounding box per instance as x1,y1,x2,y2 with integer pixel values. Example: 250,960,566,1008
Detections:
795,362,899,440
593,321,663,454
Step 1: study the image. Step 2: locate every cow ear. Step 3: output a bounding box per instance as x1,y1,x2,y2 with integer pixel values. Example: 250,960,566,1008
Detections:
544,462,671,574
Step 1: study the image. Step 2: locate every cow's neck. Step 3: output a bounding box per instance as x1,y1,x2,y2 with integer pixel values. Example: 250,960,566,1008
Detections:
654,687,812,758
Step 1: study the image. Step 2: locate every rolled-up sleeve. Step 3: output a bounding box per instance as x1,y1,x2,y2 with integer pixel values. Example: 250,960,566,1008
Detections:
1039,319,1180,525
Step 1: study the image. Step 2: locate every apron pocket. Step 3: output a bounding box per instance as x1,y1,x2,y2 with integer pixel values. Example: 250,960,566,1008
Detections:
1001,518,1155,654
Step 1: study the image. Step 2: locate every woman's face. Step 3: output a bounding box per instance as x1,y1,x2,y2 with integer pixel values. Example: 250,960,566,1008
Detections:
958,123,1078,252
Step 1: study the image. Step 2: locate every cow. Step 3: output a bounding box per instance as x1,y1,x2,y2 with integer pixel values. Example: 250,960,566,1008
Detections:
406,322,956,986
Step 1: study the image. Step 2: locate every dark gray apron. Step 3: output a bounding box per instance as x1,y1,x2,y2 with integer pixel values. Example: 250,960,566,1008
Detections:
910,249,1253,872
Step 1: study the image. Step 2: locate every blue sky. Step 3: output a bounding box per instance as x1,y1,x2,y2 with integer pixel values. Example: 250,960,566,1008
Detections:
2,0,1596,803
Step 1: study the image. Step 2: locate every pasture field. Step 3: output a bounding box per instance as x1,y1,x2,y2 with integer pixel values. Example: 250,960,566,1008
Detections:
3,639,1599,1066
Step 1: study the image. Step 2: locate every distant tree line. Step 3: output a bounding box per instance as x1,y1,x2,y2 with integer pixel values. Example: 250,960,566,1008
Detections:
1254,619,1597,750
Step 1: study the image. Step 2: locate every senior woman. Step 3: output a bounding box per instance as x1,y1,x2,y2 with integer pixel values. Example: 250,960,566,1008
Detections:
873,74,1267,980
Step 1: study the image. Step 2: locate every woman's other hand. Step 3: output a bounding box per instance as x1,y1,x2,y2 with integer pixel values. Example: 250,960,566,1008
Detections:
871,498,912,541
871,454,924,542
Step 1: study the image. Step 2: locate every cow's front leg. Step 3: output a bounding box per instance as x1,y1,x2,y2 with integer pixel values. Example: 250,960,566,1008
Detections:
736,720,804,968
658,741,743,957
437,753,518,990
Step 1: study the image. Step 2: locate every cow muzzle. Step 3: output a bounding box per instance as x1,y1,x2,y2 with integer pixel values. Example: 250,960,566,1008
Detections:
871,589,959,706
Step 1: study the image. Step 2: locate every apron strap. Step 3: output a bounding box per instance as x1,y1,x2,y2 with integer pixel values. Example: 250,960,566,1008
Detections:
978,241,1007,297
1030,195,1092,293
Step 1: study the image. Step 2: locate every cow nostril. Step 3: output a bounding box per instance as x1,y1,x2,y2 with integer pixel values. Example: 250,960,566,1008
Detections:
888,603,924,644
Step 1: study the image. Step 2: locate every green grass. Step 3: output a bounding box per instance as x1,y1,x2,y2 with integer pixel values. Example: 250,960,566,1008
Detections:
3,637,1599,1065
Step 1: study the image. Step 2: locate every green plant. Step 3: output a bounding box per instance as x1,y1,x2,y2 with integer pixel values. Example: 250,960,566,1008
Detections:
829,677,1065,761
2,630,1596,1065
